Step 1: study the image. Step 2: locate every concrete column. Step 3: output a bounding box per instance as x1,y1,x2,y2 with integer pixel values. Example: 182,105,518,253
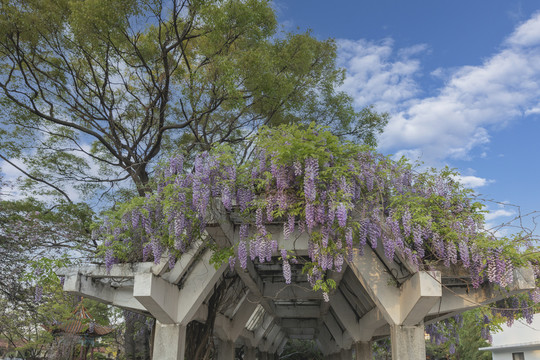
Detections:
340,348,353,359
390,323,426,360
353,341,372,360
216,338,235,360
244,347,256,360
152,321,186,360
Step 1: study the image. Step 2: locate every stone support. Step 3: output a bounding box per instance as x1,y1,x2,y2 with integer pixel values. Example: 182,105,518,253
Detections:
229,292,258,341
269,332,285,353
216,338,235,360
390,323,426,360
152,321,186,360
244,347,257,360
340,348,353,359
276,337,288,355
353,342,372,360
323,312,344,347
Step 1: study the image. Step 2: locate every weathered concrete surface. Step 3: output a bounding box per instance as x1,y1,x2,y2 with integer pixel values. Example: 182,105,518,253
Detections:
390,323,426,360
216,339,234,360
153,322,186,360
244,347,257,360
353,341,372,360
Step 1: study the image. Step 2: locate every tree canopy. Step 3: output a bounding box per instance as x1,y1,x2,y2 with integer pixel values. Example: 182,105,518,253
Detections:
0,0,387,200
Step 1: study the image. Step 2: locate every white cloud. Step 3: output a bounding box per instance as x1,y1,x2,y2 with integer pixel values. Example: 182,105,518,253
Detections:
339,12,540,163
485,208,515,222
338,39,424,113
453,175,493,189
505,12,540,47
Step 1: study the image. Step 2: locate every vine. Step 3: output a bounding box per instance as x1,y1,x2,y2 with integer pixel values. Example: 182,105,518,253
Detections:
95,124,540,309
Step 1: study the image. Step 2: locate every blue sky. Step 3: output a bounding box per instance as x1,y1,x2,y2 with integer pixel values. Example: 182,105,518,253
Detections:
276,1,540,234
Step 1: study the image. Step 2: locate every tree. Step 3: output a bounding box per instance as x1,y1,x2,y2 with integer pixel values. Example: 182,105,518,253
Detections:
0,198,114,359
279,339,323,360
0,0,387,200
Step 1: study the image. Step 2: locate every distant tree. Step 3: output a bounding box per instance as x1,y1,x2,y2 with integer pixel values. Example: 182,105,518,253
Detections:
426,310,496,360
279,340,323,360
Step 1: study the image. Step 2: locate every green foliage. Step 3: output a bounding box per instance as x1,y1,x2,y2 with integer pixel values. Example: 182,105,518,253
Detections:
279,339,323,360
0,0,387,201
425,310,494,360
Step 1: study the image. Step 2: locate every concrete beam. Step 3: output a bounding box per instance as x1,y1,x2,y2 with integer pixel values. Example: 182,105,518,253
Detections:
323,312,344,347
428,267,536,319
206,200,235,247
347,248,442,326
346,248,402,325
320,265,348,316
288,334,315,340
132,247,227,325
254,314,275,346
318,325,339,355
235,261,276,317
280,318,318,329
357,307,387,341
277,337,288,355
285,328,316,336
134,272,180,324
228,292,258,341
274,304,320,318
330,291,361,343
58,263,153,278
163,239,204,284
263,282,320,300
266,224,310,256
176,249,228,325
260,324,281,352
400,271,442,325
270,332,286,353
63,274,145,313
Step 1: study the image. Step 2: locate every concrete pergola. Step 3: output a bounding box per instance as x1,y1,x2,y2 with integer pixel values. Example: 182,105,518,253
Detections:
58,204,536,359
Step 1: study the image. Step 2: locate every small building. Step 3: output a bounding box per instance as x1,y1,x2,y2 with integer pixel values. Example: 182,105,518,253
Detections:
480,313,540,360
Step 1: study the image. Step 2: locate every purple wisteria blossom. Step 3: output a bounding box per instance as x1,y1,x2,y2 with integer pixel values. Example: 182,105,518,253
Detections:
232,242,245,271
336,203,347,228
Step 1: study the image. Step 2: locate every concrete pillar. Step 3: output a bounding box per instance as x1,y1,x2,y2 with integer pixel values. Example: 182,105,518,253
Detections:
390,323,426,360
340,348,353,359
353,341,372,360
244,347,256,360
152,321,186,360
216,339,235,360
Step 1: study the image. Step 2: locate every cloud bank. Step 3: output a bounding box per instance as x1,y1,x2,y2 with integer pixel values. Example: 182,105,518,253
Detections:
339,12,540,165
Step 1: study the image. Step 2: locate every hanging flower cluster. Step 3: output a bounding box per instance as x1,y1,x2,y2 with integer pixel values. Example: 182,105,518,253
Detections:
95,124,539,299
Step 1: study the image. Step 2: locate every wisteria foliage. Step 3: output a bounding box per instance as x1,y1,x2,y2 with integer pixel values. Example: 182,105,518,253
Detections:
95,125,540,301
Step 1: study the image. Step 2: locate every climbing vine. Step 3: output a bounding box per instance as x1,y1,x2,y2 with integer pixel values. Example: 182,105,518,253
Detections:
95,124,540,312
